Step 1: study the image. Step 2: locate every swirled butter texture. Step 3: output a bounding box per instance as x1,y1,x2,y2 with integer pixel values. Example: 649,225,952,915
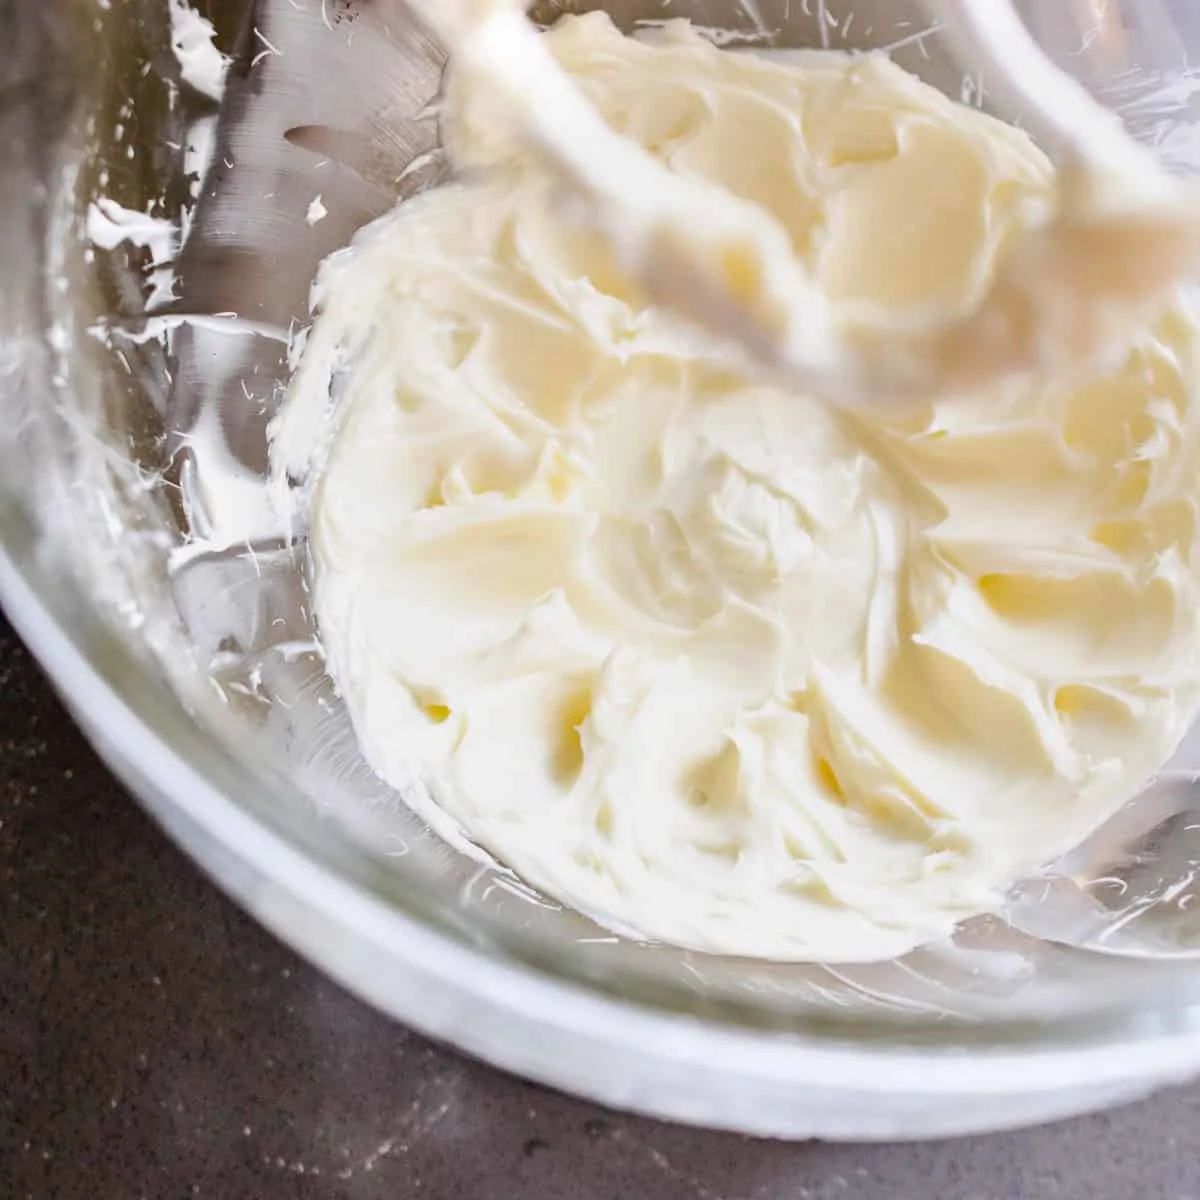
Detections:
277,15,1200,962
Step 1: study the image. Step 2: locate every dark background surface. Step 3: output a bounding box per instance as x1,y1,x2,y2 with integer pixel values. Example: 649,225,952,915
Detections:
3,610,1200,1200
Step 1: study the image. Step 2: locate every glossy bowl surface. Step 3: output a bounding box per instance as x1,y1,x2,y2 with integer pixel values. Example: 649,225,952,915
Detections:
7,0,1200,1138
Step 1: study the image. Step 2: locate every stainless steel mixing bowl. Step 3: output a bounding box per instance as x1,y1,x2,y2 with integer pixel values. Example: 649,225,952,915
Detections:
8,0,1200,1138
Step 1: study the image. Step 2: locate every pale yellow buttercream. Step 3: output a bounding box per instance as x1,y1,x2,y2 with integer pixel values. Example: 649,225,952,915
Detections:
413,1,1200,403
275,16,1200,961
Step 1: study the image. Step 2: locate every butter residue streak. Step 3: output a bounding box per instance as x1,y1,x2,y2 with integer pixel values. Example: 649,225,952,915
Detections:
168,0,230,102
275,15,1200,962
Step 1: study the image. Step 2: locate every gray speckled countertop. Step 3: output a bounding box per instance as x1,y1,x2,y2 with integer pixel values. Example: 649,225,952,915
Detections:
3,610,1199,1200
